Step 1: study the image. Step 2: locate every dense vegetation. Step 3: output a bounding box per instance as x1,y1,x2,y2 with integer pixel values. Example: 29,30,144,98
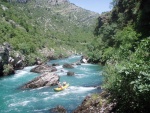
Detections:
0,0,98,65
88,0,150,112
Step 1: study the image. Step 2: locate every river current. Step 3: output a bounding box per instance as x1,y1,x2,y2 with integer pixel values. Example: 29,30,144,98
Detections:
0,55,103,113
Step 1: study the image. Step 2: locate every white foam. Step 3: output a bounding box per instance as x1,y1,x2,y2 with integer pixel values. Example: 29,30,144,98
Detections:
15,70,28,76
43,86,95,101
33,107,50,112
68,86,96,93
8,97,38,107
11,71,28,80
9,100,30,107
79,67,90,72
75,74,86,78
22,65,37,71
30,87,45,91
57,72,66,76
56,68,68,76
13,65,37,79
55,65,63,70
39,92,50,96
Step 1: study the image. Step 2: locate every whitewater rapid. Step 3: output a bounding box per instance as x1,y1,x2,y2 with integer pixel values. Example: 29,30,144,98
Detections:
0,55,103,113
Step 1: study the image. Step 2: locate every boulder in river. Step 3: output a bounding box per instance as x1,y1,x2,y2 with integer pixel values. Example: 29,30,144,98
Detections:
72,61,81,65
67,71,75,76
30,64,57,73
49,105,67,113
63,63,74,68
52,63,59,66
21,72,59,89
80,56,89,63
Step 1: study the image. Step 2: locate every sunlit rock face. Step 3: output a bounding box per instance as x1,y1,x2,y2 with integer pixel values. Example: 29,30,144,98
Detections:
47,0,68,5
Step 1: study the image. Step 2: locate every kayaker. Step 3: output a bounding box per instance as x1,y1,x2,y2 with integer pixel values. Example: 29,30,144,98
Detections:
62,82,66,86
57,82,63,88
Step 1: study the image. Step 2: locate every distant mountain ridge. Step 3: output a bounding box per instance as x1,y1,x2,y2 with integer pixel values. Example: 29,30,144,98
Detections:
37,0,98,27
8,0,99,28
15,0,69,4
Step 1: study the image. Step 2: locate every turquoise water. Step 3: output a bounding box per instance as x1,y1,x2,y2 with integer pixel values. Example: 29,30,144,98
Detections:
0,56,103,113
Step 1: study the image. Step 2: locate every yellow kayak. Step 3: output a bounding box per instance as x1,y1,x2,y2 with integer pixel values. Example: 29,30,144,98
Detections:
54,83,69,92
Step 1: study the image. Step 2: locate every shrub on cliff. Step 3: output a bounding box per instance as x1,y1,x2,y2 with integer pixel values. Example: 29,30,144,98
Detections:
3,64,15,76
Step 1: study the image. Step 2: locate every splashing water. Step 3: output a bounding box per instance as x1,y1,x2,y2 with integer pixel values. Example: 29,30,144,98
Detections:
0,55,103,113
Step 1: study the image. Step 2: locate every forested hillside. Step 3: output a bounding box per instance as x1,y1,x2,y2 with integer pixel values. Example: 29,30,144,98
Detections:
88,0,150,112
0,0,98,66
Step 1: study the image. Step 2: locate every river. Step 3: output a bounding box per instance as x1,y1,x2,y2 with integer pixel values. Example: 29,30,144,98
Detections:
0,55,103,113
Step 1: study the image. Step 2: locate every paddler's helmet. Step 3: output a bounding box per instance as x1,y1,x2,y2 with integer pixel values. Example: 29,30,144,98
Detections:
63,82,66,85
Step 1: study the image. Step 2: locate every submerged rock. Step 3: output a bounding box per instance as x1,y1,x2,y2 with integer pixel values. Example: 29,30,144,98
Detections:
63,63,74,68
30,64,57,73
49,105,67,113
21,72,59,89
72,61,81,65
52,63,59,66
67,71,75,76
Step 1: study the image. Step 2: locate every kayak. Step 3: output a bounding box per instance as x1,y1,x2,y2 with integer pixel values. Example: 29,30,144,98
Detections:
54,83,69,92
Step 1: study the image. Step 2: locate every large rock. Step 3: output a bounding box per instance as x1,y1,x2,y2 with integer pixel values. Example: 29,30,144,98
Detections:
67,71,75,76
52,63,59,66
49,105,67,113
21,72,59,89
34,57,43,65
73,92,116,113
63,63,74,68
30,64,57,73
80,56,89,63
72,61,81,65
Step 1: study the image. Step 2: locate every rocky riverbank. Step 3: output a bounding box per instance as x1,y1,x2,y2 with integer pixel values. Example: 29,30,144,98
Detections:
73,91,116,113
0,42,78,76
0,42,25,76
48,91,116,113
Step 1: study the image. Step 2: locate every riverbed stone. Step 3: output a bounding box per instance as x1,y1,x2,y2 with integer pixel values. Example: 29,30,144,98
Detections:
63,63,74,68
67,71,75,76
52,63,59,66
30,64,57,73
21,72,59,89
49,105,67,113
80,55,88,63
